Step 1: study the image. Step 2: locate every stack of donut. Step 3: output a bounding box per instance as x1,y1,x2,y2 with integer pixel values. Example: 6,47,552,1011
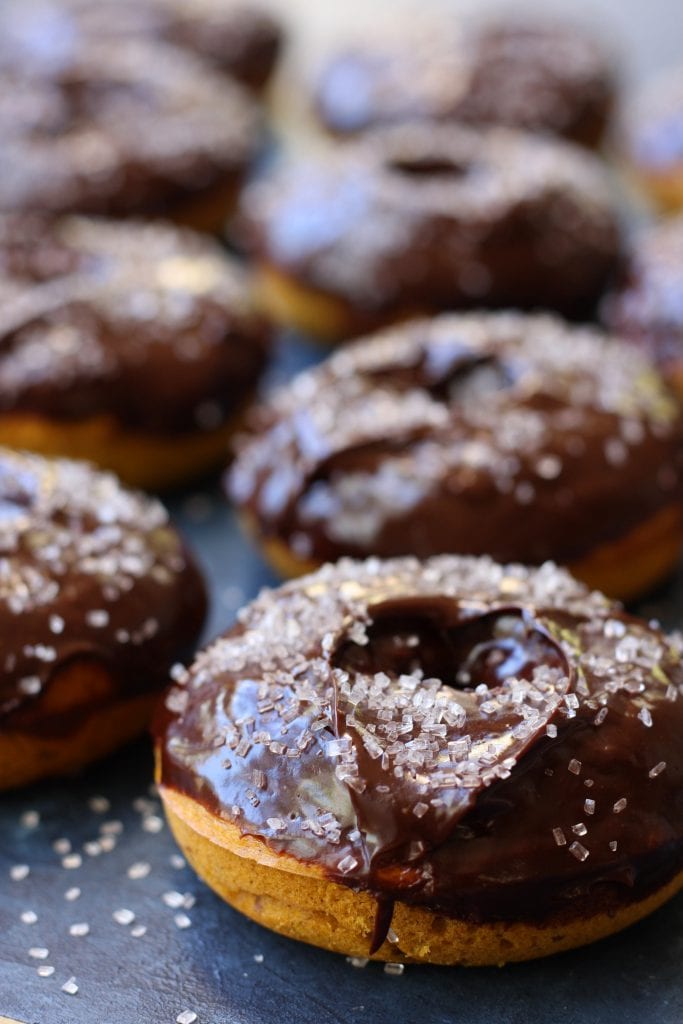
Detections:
4,0,683,974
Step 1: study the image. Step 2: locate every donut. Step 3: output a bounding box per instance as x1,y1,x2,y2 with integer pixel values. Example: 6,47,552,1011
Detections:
8,0,282,93
1,447,206,790
604,216,683,392
155,555,683,965
314,17,614,148
0,215,270,490
239,124,620,341
0,29,261,230
228,312,683,601
624,67,683,212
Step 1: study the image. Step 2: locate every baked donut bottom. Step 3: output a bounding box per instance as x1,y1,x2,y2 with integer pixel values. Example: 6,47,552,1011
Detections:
253,264,428,343
630,165,683,214
2,661,159,790
159,783,683,966
0,410,249,490
241,501,683,602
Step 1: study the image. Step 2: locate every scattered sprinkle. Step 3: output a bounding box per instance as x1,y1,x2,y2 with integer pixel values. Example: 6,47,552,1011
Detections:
10,864,30,881
61,976,79,995
613,798,628,814
20,910,38,925
176,1012,198,1024
569,841,590,862
29,947,50,960
638,707,653,728
37,965,55,978
69,922,90,937
88,796,111,814
384,962,405,976
127,861,151,880
113,908,136,926
174,913,192,930
649,761,667,778
163,891,185,909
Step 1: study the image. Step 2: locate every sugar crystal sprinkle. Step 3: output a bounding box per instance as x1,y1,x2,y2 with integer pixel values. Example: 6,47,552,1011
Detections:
613,798,628,813
649,761,667,778
568,759,582,775
64,887,81,901
29,947,49,960
177,1012,198,1024
127,861,151,880
88,796,110,814
37,965,55,978
174,913,192,929
61,977,79,995
384,962,405,976
569,841,590,862
69,922,90,937
552,827,566,847
21,910,38,925
10,864,30,881
113,908,135,926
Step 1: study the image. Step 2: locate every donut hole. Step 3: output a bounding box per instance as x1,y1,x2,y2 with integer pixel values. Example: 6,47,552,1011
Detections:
388,156,471,180
333,601,565,690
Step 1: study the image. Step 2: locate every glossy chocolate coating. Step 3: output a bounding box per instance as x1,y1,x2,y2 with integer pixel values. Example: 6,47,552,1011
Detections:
0,216,269,436
46,0,283,90
0,19,261,219
241,124,620,325
229,312,683,568
605,216,683,373
0,448,206,735
315,18,613,148
157,556,683,942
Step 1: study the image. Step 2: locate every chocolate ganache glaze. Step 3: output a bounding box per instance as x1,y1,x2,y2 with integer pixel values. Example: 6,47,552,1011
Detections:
0,448,206,737
12,0,283,91
229,312,683,569
157,556,683,949
0,216,269,437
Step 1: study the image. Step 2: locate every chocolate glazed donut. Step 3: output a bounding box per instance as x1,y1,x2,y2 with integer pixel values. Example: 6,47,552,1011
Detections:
0,215,270,489
315,17,614,148
0,448,206,790
239,124,620,340
156,556,683,965
228,312,683,601
0,32,261,230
